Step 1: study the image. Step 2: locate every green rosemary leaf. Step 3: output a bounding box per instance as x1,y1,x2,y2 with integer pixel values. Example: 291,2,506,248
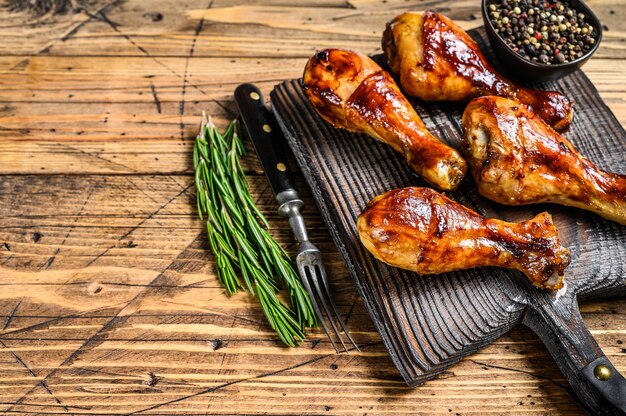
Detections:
237,251,256,295
194,117,317,347
222,121,235,143
193,141,199,171
197,139,211,163
245,195,269,229
234,133,245,157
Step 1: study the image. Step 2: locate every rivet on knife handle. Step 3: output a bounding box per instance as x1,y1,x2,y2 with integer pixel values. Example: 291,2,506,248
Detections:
234,83,297,196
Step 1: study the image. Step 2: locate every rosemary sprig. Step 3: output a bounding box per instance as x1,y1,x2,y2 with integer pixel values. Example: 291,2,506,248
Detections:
194,117,317,346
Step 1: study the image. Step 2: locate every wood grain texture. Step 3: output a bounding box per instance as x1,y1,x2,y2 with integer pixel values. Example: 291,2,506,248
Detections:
0,0,625,414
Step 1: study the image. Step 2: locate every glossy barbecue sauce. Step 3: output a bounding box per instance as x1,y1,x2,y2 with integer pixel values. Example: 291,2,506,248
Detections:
303,48,466,191
475,97,626,205
346,70,467,188
346,72,448,159
359,187,569,289
302,50,344,121
422,12,512,96
302,49,368,127
422,12,572,130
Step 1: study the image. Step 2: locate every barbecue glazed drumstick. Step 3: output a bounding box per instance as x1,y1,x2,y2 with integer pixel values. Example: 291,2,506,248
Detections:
382,11,573,131
462,96,626,225
358,187,571,290
303,48,467,192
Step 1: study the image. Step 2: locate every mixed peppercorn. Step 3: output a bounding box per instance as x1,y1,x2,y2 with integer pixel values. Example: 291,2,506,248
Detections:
488,0,598,65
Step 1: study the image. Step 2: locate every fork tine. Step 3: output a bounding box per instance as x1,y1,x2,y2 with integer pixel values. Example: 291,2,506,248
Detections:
309,264,349,353
299,264,340,353
315,264,361,352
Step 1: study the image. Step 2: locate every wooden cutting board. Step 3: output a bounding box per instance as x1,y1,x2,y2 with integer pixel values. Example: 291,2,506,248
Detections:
269,28,626,405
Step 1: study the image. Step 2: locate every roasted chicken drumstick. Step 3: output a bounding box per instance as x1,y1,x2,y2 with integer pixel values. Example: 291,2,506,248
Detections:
382,11,573,131
303,48,467,191
462,96,626,225
358,187,571,290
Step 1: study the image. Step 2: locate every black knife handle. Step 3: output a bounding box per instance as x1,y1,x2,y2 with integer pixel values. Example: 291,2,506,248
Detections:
524,295,626,415
234,83,297,196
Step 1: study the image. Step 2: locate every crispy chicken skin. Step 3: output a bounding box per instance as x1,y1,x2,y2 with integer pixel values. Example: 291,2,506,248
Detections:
462,96,626,225
302,48,467,191
358,187,570,290
382,11,573,131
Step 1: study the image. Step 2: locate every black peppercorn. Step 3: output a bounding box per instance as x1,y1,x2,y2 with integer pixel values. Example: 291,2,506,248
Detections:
488,0,599,64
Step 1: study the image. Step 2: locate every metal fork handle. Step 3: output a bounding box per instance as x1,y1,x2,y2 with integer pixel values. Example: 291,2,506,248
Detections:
277,189,309,243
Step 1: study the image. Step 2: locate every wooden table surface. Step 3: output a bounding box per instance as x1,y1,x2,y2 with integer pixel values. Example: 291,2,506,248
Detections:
0,0,624,415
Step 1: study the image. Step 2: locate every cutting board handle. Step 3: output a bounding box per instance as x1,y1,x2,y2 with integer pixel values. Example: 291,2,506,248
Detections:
524,296,626,415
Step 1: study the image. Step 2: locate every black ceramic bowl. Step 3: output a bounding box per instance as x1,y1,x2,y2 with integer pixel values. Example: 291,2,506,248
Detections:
482,0,603,82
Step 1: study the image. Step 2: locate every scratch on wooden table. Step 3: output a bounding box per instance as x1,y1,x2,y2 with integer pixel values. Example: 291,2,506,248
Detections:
180,0,214,142
76,366,195,388
0,338,70,412
468,359,569,388
0,281,211,289
149,82,162,114
2,299,21,331
58,0,123,41
3,230,206,412
3,0,124,74
42,142,135,172
90,315,182,365
0,402,91,412
122,176,162,205
155,299,264,327
128,342,377,415
0,302,128,339
86,5,236,119
344,292,361,325
82,181,193,268
41,184,95,271
203,350,227,413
